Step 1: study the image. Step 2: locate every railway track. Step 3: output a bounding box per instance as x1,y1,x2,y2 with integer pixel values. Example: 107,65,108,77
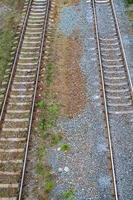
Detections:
0,0,132,199
0,0,51,199
91,0,133,199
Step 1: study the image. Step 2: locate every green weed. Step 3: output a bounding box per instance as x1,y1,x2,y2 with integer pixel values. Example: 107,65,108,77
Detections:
36,162,45,177
62,189,75,200
60,144,71,152
44,180,55,193
37,100,46,109
37,145,46,160
39,118,47,131
50,133,62,146
48,103,59,116
46,63,54,86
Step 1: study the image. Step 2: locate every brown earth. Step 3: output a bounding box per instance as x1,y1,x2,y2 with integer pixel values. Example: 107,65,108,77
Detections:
63,0,80,7
50,33,86,118
45,0,87,118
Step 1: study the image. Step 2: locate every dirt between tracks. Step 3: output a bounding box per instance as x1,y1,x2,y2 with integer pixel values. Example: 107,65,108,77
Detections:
50,33,86,118
63,0,80,7
47,0,87,118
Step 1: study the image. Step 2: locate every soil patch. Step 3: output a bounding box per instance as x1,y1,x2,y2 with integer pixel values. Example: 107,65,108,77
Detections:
63,0,80,7
51,32,86,118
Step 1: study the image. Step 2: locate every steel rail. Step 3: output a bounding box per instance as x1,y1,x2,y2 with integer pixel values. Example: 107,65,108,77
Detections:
111,0,133,100
18,0,51,199
0,0,33,122
91,0,119,199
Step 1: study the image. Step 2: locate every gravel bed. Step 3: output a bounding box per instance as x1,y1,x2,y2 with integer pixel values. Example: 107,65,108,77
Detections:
112,1,133,199
49,1,113,199
96,1,133,199
21,0,133,199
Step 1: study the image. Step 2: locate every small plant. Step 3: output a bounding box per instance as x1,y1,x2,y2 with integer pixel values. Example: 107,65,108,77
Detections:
38,103,59,132
39,118,47,131
60,143,71,152
48,103,59,116
44,170,53,180
44,180,55,193
37,145,46,160
37,100,46,109
36,162,45,176
40,130,50,139
62,189,75,200
36,163,53,179
46,63,53,86
50,133,62,146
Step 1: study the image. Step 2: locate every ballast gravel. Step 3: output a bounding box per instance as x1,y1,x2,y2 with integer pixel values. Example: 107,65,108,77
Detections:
49,1,113,199
49,0,133,199
96,1,133,199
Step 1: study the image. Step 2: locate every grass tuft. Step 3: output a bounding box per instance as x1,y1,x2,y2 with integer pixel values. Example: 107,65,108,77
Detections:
60,143,71,152
44,180,55,193
50,133,62,146
62,189,75,200
46,63,54,86
48,103,59,116
36,162,45,177
37,100,46,109
37,145,46,160
39,118,47,131
38,101,59,131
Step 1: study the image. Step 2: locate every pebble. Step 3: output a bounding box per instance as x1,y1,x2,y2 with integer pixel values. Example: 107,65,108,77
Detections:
58,167,63,173
57,147,61,151
64,166,69,172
